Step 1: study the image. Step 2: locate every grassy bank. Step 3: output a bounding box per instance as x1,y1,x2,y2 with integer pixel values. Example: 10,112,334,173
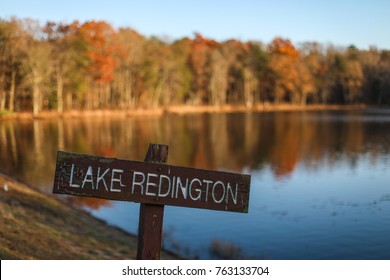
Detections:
0,172,177,260
0,104,369,120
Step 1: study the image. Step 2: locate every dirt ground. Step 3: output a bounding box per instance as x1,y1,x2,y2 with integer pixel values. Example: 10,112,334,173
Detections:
0,172,177,260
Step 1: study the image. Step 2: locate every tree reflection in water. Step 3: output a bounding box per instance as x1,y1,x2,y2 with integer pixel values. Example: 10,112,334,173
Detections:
1,110,390,210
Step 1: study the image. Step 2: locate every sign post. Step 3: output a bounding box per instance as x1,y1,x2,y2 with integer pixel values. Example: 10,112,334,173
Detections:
53,144,251,259
137,144,168,259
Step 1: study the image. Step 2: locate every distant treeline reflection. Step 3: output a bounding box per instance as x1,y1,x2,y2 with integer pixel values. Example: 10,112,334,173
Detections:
1,111,390,210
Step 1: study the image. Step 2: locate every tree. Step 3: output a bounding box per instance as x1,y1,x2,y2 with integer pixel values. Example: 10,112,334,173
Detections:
329,50,364,104
2,16,390,113
78,21,116,109
377,51,390,104
188,33,219,104
222,40,247,105
169,38,192,104
44,21,85,113
20,19,52,116
364,50,390,105
268,37,300,104
209,45,229,106
113,28,144,108
22,40,52,116
139,37,173,108
300,42,330,104
0,18,24,112
0,20,11,111
243,42,269,106
343,60,363,103
359,48,382,104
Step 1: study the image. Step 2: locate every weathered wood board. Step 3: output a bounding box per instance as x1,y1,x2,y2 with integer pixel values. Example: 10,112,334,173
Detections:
53,151,251,213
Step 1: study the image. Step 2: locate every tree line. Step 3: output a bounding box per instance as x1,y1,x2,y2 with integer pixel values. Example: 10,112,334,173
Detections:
1,17,390,116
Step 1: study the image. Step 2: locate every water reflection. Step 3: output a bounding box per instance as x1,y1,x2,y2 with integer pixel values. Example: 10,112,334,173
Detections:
1,110,390,193
1,110,390,259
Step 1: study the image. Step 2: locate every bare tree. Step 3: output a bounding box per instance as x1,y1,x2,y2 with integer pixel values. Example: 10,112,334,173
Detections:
20,19,52,116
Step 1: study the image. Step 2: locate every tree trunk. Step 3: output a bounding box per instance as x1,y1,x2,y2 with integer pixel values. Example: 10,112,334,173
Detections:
153,82,163,108
0,73,5,111
377,83,384,105
244,69,255,108
105,83,110,107
127,70,133,108
9,70,16,112
33,81,40,117
301,92,307,105
0,91,5,111
56,67,64,113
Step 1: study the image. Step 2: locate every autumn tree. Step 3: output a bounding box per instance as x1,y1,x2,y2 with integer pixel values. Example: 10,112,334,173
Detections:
300,42,333,104
343,46,364,103
209,44,229,106
223,40,248,105
20,19,52,116
268,37,300,103
360,49,390,105
327,47,364,104
294,60,315,105
0,18,24,112
45,21,91,112
376,51,390,104
359,47,382,104
188,33,219,104
1,17,390,113
44,21,63,112
138,37,174,108
208,39,259,106
78,21,116,109
343,60,364,103
169,38,192,104
0,19,12,111
22,40,52,116
242,42,269,107
112,28,144,108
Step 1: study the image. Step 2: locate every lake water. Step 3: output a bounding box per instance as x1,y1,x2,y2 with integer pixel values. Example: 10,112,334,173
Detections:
1,109,390,259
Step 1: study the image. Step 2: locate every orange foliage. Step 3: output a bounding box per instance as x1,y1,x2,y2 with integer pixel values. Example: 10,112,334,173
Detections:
79,21,116,83
189,33,220,102
269,37,299,57
268,37,314,104
193,32,220,48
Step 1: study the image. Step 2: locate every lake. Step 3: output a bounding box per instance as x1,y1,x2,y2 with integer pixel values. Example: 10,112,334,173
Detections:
1,109,390,259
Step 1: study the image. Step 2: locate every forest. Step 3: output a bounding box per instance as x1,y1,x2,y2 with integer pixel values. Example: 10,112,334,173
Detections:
1,17,390,116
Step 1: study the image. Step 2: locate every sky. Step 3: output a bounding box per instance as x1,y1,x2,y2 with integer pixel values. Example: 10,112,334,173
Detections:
1,0,390,50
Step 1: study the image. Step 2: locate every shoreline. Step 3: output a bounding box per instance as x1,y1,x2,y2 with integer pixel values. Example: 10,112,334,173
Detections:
0,104,371,120
0,171,179,259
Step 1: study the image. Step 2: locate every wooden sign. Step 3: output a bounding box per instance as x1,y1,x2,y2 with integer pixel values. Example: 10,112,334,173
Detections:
53,144,251,260
53,151,251,213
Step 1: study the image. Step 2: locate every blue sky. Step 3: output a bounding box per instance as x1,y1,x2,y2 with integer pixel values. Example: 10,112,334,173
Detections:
1,0,389,49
